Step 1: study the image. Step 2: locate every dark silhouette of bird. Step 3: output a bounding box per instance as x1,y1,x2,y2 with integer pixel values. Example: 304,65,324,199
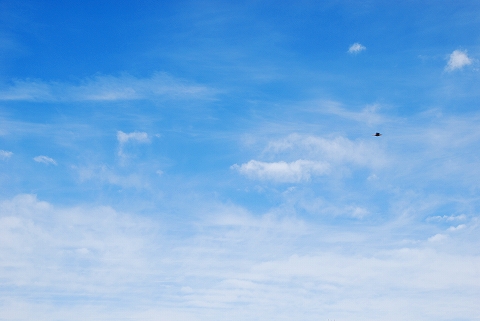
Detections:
372,132,382,136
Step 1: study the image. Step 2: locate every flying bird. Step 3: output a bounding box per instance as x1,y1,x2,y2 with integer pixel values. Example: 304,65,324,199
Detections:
372,132,382,136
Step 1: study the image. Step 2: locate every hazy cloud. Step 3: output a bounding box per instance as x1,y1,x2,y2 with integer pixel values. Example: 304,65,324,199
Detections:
0,150,13,160
33,155,57,165
445,50,472,71
348,42,366,54
76,165,148,189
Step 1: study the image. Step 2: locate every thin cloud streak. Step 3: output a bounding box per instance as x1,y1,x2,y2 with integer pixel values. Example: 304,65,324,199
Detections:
0,73,214,102
33,155,57,165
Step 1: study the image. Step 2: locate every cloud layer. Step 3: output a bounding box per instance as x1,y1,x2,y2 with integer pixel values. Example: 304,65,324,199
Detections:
1,194,479,321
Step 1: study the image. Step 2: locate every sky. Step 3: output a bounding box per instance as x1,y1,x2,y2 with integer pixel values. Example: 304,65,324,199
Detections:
1,1,480,320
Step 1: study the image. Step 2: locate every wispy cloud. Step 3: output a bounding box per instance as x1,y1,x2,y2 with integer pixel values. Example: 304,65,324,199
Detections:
0,73,213,102
264,133,386,168
33,155,57,165
348,42,366,54
76,165,148,189
0,150,13,160
318,101,385,125
445,50,472,71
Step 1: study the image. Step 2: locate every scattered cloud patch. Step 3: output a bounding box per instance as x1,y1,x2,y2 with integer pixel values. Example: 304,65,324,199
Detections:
117,131,149,144
0,150,13,160
232,159,330,183
33,155,57,165
348,42,366,54
445,50,472,71
0,73,213,102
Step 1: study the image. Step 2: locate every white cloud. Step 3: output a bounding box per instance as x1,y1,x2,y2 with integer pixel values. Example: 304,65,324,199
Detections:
232,159,330,182
348,42,366,54
117,131,149,144
0,150,13,160
33,155,57,165
445,50,472,71
0,73,213,102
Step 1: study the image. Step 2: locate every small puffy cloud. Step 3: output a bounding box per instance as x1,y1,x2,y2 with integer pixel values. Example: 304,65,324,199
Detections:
0,150,13,160
348,42,366,54
117,131,149,144
231,159,330,183
445,50,472,71
33,155,57,165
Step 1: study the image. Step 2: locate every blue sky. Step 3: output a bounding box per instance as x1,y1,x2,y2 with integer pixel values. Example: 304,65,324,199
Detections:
1,1,480,320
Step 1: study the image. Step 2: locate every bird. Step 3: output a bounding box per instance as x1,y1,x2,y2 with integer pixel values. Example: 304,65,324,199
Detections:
372,132,382,136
